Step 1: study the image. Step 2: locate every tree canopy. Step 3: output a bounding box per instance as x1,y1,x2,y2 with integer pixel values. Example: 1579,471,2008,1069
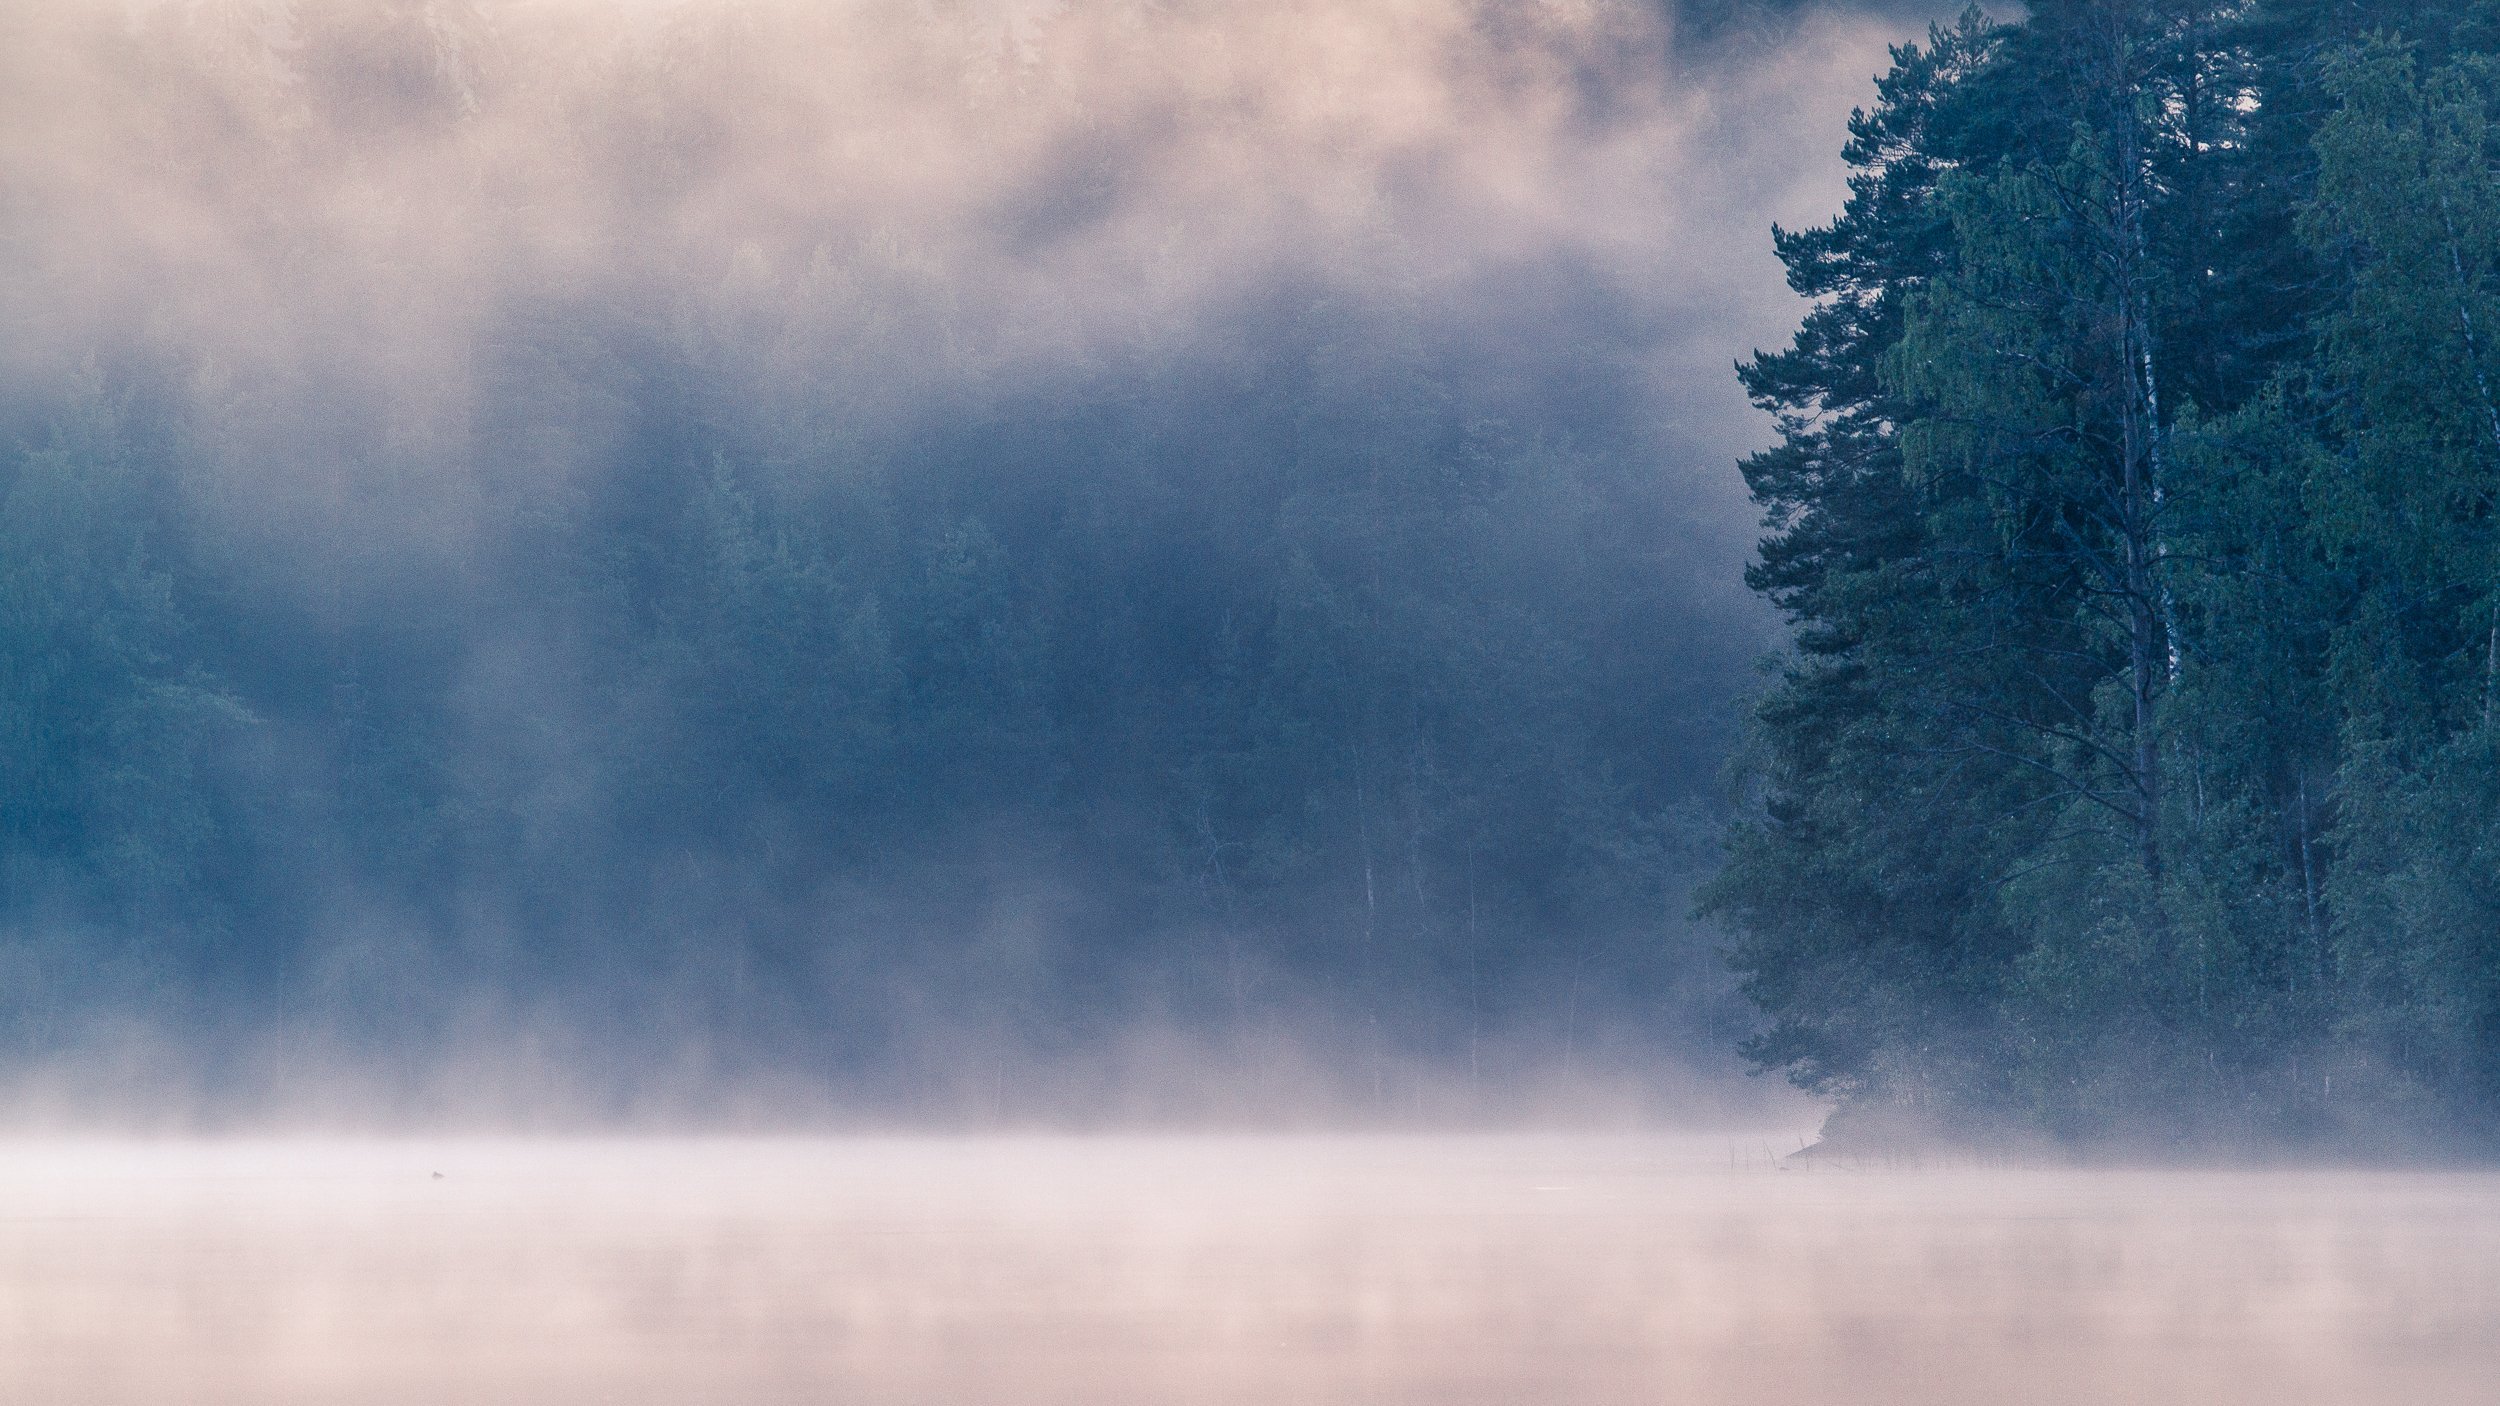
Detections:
1706,0,2500,1150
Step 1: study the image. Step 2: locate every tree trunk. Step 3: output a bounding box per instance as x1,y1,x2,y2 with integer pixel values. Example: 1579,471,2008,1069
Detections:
2103,4,2170,897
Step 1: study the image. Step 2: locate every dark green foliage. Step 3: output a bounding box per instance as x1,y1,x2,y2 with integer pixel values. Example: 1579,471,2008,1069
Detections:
1710,2,2500,1148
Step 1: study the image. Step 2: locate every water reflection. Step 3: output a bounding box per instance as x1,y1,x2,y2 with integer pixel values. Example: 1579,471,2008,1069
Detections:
1,1136,2493,1404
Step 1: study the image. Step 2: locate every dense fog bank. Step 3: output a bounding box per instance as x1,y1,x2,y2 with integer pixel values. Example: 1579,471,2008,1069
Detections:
0,0,1916,1123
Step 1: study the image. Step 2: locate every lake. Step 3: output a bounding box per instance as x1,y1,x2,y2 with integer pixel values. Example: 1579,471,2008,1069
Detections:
2,1134,2493,1404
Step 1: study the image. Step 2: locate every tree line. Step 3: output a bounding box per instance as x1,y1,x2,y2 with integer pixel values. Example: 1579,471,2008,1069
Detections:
1706,0,2500,1149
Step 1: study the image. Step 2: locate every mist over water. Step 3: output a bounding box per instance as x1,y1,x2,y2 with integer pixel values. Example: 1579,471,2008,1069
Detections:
9,1135,2498,1405
12,6,2491,1403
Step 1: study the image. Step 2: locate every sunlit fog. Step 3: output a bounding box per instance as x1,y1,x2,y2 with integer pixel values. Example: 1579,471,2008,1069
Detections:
10,0,2500,1401
10,1136,2499,1405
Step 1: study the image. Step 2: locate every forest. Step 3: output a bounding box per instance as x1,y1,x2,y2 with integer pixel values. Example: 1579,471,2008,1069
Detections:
0,0,1831,1121
1707,0,2500,1149
15,0,2499,1149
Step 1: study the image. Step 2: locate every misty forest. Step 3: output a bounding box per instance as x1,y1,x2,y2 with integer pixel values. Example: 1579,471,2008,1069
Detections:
1711,0,2500,1148
5,0,2500,1154
4,0,1823,1123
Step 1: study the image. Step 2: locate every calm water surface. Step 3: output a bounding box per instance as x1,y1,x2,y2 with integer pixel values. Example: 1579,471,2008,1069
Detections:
1,1135,2493,1404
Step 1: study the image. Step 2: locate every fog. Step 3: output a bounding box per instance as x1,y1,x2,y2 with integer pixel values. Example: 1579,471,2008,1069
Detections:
1,0,1899,512
8,1135,2498,1404
15,7,2491,1402
0,0,1967,1126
